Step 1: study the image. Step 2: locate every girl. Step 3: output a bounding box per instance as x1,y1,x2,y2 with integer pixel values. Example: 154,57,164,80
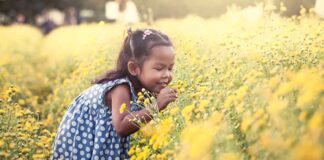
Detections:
51,28,177,160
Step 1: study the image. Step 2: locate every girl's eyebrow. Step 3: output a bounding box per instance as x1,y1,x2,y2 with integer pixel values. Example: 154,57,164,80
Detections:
154,62,165,66
154,62,174,66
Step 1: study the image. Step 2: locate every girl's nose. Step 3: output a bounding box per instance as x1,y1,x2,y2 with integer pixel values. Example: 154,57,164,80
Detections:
162,70,171,79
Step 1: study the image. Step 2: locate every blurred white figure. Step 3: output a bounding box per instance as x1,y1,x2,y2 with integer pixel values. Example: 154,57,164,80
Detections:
118,0,139,24
47,9,65,26
105,1,119,22
243,5,263,23
315,0,324,18
105,0,139,24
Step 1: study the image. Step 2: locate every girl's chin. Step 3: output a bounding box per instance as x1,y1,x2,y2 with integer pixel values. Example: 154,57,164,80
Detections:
152,89,161,95
155,86,167,94
144,87,159,94
145,85,166,95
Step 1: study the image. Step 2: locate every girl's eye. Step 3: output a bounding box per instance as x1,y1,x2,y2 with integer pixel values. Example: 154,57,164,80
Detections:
154,68,163,71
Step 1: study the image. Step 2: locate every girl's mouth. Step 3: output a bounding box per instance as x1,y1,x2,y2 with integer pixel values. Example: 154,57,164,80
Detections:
158,82,168,87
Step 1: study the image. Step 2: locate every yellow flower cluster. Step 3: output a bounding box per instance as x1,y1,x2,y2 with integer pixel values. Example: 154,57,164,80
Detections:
0,86,55,159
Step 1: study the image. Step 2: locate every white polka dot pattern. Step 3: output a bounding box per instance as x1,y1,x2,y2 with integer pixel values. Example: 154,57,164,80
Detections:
51,77,139,159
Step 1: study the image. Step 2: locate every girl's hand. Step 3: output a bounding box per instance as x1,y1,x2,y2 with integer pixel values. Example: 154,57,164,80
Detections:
156,88,177,111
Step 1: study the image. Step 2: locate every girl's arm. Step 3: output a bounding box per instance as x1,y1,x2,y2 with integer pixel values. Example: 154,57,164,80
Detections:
108,84,153,137
108,84,177,137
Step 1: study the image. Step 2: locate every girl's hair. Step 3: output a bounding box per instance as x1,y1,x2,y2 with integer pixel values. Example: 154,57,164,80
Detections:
92,28,173,84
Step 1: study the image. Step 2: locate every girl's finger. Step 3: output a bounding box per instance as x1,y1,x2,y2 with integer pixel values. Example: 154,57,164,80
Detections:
170,97,176,102
169,92,177,97
171,88,177,94
168,95,177,101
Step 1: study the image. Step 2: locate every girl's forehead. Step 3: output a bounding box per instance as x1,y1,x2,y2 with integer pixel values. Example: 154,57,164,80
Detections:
148,46,175,61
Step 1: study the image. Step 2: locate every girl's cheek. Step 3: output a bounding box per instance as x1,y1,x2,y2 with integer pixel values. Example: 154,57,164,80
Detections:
169,76,173,83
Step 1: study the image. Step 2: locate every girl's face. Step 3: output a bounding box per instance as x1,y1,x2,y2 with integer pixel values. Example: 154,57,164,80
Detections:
137,45,175,94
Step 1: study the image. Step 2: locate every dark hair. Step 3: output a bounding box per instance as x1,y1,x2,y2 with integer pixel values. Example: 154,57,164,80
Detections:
92,28,173,86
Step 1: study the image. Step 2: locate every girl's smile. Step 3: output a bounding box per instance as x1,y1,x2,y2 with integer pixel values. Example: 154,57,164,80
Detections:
135,45,175,94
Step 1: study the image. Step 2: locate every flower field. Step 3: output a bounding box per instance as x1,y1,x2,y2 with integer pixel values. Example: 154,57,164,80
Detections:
0,5,323,160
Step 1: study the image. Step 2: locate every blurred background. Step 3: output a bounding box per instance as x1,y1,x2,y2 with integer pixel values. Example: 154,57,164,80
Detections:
0,0,321,33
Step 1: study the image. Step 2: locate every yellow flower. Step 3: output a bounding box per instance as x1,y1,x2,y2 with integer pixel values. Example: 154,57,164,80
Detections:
119,103,126,113
308,112,323,131
218,152,241,160
176,122,215,160
198,99,209,112
207,111,223,125
0,140,4,147
0,151,9,158
25,122,33,132
290,138,323,160
135,147,141,154
140,123,155,137
240,121,250,133
9,143,15,149
137,91,143,97
224,95,235,109
169,107,179,116
275,83,293,97
21,147,31,153
226,134,234,140
142,146,150,158
152,139,161,150
15,111,24,117
139,138,146,144
236,86,248,100
298,111,307,121
44,114,54,126
144,98,150,107
149,134,157,146
268,97,288,116
32,154,45,159
128,146,136,156
18,99,25,105
181,104,194,122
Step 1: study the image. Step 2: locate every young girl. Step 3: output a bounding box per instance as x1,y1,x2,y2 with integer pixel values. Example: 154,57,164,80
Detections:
51,28,177,160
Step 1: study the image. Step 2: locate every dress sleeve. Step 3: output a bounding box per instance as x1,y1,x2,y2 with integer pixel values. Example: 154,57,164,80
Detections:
100,77,139,111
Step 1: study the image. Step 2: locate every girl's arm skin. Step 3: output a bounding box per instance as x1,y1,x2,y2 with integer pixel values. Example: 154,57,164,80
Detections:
107,84,177,137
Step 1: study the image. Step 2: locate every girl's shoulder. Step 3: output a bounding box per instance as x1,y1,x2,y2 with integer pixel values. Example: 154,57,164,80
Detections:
99,76,137,107
77,76,133,101
95,76,136,98
97,76,132,89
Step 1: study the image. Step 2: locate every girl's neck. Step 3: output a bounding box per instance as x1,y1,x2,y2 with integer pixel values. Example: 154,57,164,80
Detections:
128,75,143,95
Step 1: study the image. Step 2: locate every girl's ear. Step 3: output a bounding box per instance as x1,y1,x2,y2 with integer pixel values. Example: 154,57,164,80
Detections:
127,60,139,76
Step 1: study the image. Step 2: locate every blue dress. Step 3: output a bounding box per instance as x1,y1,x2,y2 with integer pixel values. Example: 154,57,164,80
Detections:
51,76,139,160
